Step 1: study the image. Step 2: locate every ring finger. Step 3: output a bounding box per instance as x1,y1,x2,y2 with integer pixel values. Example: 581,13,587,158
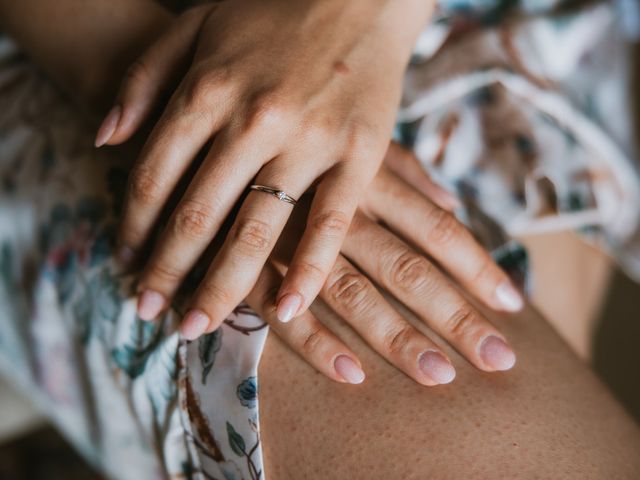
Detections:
179,158,324,338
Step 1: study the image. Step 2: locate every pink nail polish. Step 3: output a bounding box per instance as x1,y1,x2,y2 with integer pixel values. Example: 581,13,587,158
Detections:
418,350,456,385
479,335,516,371
495,281,524,312
180,309,211,341
95,105,121,147
276,293,301,323
334,355,365,384
137,289,166,321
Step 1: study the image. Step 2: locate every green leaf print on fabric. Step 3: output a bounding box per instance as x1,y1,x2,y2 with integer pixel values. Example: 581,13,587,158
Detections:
226,422,246,457
0,243,12,288
199,329,223,385
112,319,164,378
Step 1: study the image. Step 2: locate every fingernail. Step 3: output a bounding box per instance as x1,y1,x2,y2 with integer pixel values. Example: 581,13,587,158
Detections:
276,293,301,323
137,289,166,321
495,281,524,312
95,105,121,147
118,245,135,265
334,355,365,384
479,335,516,371
418,350,456,385
180,309,211,341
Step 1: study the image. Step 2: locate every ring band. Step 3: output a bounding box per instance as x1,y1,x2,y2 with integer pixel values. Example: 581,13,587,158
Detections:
249,184,298,206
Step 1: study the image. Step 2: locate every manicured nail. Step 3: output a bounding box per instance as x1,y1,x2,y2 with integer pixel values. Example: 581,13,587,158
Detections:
94,105,121,147
137,289,166,321
495,281,524,312
479,335,516,371
334,355,365,384
180,309,211,341
418,350,456,385
276,293,301,323
118,245,135,265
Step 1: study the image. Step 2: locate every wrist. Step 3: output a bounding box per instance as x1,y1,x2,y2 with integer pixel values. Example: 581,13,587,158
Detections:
79,7,174,113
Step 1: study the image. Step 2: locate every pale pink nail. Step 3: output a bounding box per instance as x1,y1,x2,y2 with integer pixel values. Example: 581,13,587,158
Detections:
137,289,166,321
334,355,365,384
479,335,516,371
180,309,211,341
495,281,524,312
418,350,456,385
276,293,301,323
95,105,121,147
118,245,135,265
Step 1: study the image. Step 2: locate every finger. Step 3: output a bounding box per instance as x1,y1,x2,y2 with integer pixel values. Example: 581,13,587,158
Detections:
320,254,456,386
95,5,215,147
383,143,460,211
366,168,524,313
343,213,516,372
116,82,234,263
276,164,361,323
178,160,313,337
135,130,271,320
244,263,365,384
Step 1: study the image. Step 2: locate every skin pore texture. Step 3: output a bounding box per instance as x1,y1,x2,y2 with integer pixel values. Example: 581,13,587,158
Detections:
258,300,640,479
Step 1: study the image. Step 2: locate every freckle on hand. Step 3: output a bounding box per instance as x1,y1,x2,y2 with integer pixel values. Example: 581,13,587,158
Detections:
333,60,350,75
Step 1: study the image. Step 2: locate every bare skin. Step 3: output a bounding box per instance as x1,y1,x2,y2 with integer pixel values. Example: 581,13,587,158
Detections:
258,301,640,479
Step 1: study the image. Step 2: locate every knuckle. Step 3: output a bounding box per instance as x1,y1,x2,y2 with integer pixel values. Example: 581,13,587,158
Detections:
383,325,414,356
173,199,217,240
342,124,377,160
444,306,478,338
232,218,273,255
298,118,334,145
310,209,350,238
124,59,151,88
182,69,228,107
424,209,460,246
327,268,371,312
198,282,232,307
294,260,326,283
243,93,290,133
301,328,324,355
389,251,435,293
147,261,183,284
128,166,163,206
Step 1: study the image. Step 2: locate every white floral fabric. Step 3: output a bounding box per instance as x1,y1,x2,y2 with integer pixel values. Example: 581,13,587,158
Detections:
0,1,638,479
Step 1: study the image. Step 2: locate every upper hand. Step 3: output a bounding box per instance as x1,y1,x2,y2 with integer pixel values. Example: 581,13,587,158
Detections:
96,0,434,334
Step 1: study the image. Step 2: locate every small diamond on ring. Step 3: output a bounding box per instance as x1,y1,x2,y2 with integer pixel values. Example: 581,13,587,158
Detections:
277,191,287,200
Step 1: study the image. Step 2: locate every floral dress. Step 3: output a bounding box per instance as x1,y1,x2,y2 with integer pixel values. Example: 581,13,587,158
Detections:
0,1,638,479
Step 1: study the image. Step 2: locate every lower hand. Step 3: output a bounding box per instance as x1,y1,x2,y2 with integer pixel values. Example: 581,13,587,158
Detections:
242,143,522,386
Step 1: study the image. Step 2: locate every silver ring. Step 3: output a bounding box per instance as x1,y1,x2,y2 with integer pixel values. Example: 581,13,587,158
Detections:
249,184,298,206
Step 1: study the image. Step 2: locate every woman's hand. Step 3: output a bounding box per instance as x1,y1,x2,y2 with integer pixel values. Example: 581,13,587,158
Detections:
97,0,435,334
241,144,523,386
